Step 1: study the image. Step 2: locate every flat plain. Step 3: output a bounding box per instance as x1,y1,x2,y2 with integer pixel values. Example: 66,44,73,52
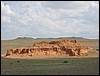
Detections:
1,37,99,75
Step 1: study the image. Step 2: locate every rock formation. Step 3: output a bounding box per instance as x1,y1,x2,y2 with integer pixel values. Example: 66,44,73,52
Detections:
5,40,92,57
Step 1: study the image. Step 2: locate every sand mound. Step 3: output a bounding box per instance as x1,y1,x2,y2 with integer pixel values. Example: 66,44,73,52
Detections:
5,40,92,58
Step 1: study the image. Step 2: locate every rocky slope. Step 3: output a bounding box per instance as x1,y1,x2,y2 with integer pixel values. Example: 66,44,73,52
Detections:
5,40,92,57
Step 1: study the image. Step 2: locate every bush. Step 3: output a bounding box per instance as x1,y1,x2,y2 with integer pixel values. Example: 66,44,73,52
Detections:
63,61,68,63
10,63,13,65
17,61,20,62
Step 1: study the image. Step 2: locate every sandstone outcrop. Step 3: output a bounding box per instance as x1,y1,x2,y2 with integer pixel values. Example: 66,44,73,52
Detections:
5,40,92,57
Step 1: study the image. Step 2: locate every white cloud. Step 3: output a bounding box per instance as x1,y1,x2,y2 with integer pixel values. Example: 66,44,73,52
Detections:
42,1,93,16
1,15,11,23
1,1,16,23
44,1,91,9
19,15,32,25
1,1,16,16
1,1,99,40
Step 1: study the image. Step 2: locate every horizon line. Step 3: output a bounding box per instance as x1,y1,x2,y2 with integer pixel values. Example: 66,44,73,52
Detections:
1,36,99,40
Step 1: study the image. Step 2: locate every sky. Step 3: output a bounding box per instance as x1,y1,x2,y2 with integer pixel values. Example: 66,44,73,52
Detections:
1,1,99,40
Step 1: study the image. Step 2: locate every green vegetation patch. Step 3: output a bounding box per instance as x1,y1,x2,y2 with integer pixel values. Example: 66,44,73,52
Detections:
1,57,99,75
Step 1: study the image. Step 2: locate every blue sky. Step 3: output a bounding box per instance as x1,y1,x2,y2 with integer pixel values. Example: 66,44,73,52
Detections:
1,1,99,40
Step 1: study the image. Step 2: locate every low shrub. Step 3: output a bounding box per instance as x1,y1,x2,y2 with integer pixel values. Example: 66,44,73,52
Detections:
17,61,20,62
63,61,68,63
10,63,13,65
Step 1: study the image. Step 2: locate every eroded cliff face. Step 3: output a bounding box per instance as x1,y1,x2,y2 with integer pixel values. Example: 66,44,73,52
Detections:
5,40,92,57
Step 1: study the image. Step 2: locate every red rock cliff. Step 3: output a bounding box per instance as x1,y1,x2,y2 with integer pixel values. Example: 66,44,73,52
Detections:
5,40,92,57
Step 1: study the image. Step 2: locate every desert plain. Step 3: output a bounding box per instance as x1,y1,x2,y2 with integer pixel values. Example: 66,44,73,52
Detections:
1,37,99,75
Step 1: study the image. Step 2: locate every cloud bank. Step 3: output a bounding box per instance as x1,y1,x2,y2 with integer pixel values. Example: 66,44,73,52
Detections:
1,1,99,40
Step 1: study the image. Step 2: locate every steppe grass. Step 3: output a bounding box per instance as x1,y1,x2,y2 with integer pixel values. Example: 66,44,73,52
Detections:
1,57,99,75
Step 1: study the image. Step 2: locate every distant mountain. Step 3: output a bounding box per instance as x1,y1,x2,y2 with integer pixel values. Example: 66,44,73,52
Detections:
54,36,88,39
16,36,86,39
15,37,34,40
69,37,86,39
9,36,97,41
